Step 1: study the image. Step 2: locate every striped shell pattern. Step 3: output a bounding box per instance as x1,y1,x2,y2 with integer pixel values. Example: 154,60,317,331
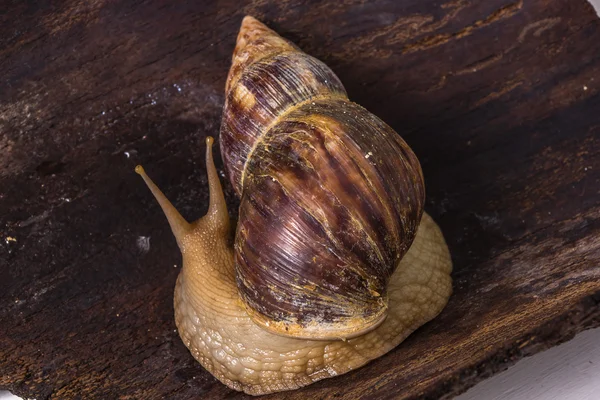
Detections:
219,17,425,339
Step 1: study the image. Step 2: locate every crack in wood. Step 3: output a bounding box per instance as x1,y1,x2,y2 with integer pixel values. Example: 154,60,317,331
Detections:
403,1,524,54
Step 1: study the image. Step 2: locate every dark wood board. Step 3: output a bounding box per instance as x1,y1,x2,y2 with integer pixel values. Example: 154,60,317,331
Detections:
1,0,599,399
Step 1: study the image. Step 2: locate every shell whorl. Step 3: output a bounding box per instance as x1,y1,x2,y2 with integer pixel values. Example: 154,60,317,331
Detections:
220,16,425,339
221,16,347,195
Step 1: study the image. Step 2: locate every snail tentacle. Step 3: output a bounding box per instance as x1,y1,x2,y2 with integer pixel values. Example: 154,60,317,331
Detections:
135,165,191,246
136,15,453,395
138,138,453,396
203,136,230,233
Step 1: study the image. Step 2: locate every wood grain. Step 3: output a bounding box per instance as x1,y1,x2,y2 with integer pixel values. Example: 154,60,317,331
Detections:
1,0,599,399
456,327,600,400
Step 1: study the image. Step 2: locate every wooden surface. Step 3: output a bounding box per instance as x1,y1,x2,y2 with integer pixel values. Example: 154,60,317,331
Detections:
456,326,600,400
1,0,599,399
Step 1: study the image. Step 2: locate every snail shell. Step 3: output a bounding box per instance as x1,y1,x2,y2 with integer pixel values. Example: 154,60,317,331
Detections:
136,16,452,395
220,16,425,339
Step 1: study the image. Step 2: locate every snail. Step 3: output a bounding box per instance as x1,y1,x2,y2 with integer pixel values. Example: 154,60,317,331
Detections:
136,16,452,395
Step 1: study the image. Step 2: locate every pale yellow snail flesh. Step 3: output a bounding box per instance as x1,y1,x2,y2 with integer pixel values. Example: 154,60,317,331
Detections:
136,139,452,395
135,16,452,396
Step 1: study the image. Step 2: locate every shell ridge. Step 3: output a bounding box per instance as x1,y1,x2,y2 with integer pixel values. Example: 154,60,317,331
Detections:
239,91,347,190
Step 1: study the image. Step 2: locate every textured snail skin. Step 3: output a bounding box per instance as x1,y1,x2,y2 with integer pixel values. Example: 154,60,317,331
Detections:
136,138,452,395
135,16,453,395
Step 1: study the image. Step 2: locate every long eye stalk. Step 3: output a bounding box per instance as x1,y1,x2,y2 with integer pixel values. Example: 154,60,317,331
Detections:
135,166,191,247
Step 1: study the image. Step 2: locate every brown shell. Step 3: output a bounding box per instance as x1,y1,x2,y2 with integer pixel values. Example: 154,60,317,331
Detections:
220,16,424,339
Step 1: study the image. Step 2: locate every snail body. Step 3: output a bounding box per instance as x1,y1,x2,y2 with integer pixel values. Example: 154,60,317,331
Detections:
136,16,452,395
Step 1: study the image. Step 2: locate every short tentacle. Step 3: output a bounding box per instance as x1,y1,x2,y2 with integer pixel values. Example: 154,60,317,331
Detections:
203,136,230,233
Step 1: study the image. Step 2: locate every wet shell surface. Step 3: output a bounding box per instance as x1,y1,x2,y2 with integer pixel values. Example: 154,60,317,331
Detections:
220,17,425,339
136,15,453,395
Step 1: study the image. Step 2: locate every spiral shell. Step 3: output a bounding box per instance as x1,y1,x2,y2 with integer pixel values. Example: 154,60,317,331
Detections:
220,16,425,339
